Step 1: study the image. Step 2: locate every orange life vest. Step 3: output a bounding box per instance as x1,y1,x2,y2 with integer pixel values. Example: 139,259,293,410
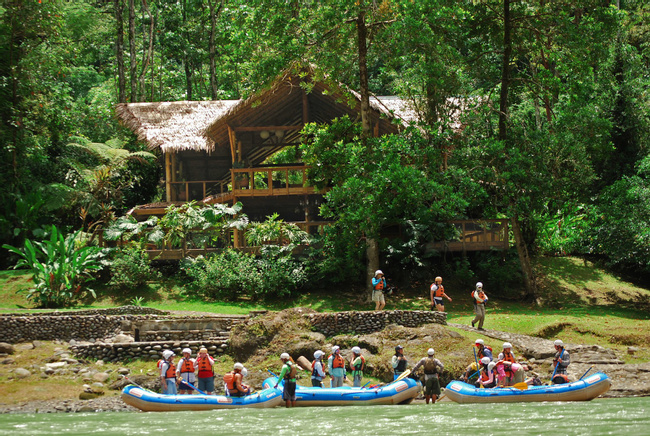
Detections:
432,284,445,298
179,358,194,373
196,356,214,377
502,351,515,375
352,356,366,371
223,371,240,392
331,354,345,369
374,279,384,291
162,361,176,379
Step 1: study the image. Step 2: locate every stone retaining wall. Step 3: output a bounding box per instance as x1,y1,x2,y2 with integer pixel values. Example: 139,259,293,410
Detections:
1,305,168,317
139,330,229,342
307,310,446,336
70,340,228,363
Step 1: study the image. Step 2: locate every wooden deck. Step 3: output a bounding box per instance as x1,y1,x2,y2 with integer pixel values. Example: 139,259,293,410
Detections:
427,220,510,253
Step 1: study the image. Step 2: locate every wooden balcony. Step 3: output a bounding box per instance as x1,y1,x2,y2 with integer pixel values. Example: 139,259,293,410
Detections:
426,219,510,253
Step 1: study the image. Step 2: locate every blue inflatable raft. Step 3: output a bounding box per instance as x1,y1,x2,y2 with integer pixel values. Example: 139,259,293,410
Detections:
121,384,283,412
444,372,611,403
262,376,420,407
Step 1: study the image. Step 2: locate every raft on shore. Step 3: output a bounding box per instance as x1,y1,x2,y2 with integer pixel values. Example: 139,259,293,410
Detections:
262,376,420,407
444,372,611,404
121,385,283,412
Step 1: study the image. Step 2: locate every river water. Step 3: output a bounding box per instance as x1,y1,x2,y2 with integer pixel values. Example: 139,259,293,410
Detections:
1,397,647,436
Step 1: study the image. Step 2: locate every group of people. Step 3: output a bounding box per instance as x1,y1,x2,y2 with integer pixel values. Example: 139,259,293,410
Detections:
460,338,570,388
158,347,217,395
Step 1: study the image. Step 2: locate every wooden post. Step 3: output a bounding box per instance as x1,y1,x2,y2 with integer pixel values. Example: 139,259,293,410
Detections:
302,88,310,123
165,153,172,202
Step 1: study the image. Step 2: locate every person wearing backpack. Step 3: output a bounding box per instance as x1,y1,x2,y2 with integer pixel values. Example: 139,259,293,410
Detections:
412,348,444,404
274,353,297,407
471,282,488,330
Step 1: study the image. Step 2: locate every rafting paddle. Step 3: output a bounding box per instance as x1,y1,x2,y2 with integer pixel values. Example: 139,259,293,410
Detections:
394,369,411,383
511,382,528,390
179,380,207,395
579,365,594,380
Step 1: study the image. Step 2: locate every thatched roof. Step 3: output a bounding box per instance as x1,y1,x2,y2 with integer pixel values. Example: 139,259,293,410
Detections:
115,100,238,153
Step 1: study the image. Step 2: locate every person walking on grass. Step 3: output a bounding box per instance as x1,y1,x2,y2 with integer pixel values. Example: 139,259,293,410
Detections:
372,270,387,311
471,282,488,330
430,276,452,312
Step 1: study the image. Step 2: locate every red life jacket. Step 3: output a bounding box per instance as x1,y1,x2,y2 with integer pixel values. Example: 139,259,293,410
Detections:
179,358,195,373
331,354,345,369
374,279,384,291
502,351,516,375
162,361,176,379
432,284,445,298
196,356,214,377
224,371,239,391
352,356,365,371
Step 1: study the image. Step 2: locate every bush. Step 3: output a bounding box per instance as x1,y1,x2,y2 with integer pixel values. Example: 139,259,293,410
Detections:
182,248,307,300
107,245,161,291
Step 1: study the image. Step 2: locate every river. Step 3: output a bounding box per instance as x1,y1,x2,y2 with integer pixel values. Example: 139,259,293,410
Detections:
1,397,647,435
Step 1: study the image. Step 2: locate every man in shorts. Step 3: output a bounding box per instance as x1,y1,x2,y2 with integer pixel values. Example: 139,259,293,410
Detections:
195,347,215,395
411,348,444,404
372,270,387,311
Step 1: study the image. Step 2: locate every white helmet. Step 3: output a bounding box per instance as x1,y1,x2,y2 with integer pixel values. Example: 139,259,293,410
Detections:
280,353,290,360
554,339,564,347
476,282,483,289
332,345,340,353
182,348,192,354
162,350,175,359
475,339,484,346
314,350,324,359
503,342,512,349
352,346,361,355
487,362,496,371
481,357,491,365
234,362,244,370
375,270,384,277
242,368,248,377
427,348,435,356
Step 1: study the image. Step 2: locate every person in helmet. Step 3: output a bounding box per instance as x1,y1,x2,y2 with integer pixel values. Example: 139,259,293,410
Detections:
552,339,571,384
274,353,297,407
311,350,326,387
477,360,497,389
460,339,493,381
176,348,196,394
412,348,444,403
224,362,250,397
430,276,452,312
350,346,365,387
392,345,408,380
372,270,387,311
327,345,346,387
159,349,178,395
497,342,523,386
471,282,488,330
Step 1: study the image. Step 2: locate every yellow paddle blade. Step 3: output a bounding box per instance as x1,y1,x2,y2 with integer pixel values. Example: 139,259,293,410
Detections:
512,382,528,390
394,369,411,383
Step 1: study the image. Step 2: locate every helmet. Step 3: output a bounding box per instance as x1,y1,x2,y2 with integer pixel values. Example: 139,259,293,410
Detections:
199,347,208,354
481,357,491,365
487,362,496,371
162,350,174,359
554,339,564,347
427,348,435,356
234,362,244,370
475,339,484,346
182,348,192,354
395,345,403,352
242,368,248,377
503,342,512,349
280,353,290,360
352,346,361,355
476,282,483,289
314,350,324,359
375,270,384,277
435,276,442,282
331,345,340,353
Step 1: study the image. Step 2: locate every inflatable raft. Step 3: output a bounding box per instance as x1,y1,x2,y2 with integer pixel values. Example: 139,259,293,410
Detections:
121,384,283,412
444,372,611,404
262,376,420,407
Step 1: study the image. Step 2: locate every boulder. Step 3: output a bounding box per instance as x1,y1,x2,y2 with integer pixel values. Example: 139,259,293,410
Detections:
14,343,35,351
112,334,134,343
14,368,31,378
0,343,15,354
93,372,110,383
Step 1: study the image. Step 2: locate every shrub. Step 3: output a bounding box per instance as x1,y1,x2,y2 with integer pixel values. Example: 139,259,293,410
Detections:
107,245,161,291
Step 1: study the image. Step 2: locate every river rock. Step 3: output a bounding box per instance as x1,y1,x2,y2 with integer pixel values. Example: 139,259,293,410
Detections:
14,368,31,378
112,334,134,343
15,343,35,351
1,358,15,365
0,342,15,354
117,367,130,375
93,372,110,383
46,362,67,369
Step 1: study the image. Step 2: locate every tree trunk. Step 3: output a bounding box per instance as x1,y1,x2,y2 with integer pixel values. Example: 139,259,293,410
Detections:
138,0,154,100
128,0,136,102
511,216,538,303
182,0,193,100
115,0,126,103
208,0,223,100
498,0,511,141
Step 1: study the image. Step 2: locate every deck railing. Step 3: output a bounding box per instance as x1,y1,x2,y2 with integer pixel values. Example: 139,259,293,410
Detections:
427,219,510,253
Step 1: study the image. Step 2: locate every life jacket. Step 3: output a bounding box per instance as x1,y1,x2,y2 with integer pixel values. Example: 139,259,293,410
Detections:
480,369,492,382
331,354,345,369
423,357,438,374
162,361,176,379
179,358,195,373
431,284,445,298
311,360,322,377
501,351,515,375
552,374,569,385
196,356,214,377
283,362,297,380
352,356,365,372
395,355,407,373
373,279,384,291
224,371,244,392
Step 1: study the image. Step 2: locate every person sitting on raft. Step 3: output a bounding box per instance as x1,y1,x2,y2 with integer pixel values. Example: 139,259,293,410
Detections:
223,362,250,397
552,339,571,384
496,342,524,386
460,339,493,382
475,357,497,388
